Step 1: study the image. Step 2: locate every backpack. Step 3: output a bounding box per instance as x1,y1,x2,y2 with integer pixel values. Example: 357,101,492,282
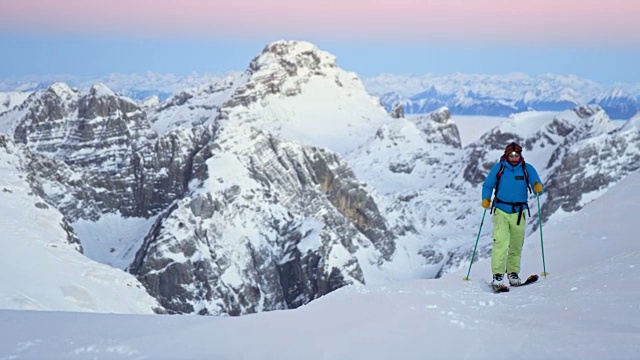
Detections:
491,157,532,225
494,158,532,196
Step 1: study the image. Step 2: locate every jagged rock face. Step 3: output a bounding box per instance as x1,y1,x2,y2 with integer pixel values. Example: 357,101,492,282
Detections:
11,83,215,221
458,105,615,188
13,84,79,144
129,126,394,315
545,105,617,172
413,108,461,148
0,135,83,251
15,84,156,169
128,126,213,217
453,104,630,236
459,128,524,187
149,76,241,135
22,124,213,221
5,42,640,318
226,41,339,108
541,128,640,222
390,103,404,119
354,112,463,188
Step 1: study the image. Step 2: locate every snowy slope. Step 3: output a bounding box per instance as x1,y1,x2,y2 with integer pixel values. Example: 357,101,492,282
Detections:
0,40,638,323
0,137,160,314
0,169,637,359
221,41,391,156
0,91,31,114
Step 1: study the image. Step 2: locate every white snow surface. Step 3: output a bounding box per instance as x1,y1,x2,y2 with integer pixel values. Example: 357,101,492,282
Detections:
72,214,158,270
227,78,389,155
0,119,638,359
0,140,159,314
221,40,390,156
0,91,31,114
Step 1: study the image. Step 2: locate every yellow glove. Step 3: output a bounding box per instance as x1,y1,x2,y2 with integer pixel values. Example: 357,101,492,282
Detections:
481,198,491,209
533,182,543,194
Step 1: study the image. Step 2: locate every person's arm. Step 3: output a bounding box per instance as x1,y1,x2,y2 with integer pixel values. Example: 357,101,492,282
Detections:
527,164,544,195
482,163,500,201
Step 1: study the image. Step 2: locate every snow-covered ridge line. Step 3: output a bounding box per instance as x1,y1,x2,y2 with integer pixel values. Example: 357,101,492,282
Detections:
0,40,639,319
3,71,639,102
365,73,640,119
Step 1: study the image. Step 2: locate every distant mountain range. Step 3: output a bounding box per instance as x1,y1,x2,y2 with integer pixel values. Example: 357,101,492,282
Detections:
1,40,639,316
2,71,639,119
363,73,640,120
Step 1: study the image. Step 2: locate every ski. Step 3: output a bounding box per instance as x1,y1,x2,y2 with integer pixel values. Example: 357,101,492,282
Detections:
490,284,510,293
511,274,539,287
488,274,538,293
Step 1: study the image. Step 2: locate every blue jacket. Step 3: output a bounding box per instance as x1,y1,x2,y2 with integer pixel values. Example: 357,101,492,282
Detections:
482,159,543,214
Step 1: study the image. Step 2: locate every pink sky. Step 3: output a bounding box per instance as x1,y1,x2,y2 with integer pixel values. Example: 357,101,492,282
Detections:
1,0,638,45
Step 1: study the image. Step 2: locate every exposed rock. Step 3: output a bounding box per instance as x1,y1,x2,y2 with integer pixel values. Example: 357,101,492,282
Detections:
541,129,640,222
390,103,404,119
227,41,338,108
129,126,394,315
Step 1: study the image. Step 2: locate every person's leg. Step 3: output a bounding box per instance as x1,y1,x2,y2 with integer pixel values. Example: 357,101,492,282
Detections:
491,209,510,275
506,213,526,274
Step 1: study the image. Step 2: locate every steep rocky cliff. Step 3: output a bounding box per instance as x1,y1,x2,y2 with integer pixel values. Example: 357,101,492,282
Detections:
2,41,638,316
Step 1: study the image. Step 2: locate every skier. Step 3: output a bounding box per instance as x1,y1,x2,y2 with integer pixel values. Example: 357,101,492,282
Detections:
481,142,544,288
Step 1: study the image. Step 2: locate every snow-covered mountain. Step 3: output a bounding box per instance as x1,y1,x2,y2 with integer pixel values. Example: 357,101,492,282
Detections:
365,73,640,119
4,70,640,120
0,91,32,114
1,168,638,359
0,135,160,313
0,72,232,101
0,40,639,319
588,88,639,119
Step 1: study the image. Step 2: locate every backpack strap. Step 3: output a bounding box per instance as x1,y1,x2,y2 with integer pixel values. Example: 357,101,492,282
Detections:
521,161,532,194
493,197,531,225
491,160,532,215
490,163,506,214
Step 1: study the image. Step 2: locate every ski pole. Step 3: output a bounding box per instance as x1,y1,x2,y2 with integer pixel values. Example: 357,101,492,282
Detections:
536,194,549,277
463,208,487,281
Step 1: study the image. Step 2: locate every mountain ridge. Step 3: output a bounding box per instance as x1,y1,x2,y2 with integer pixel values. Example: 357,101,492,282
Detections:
0,40,638,316
3,71,639,119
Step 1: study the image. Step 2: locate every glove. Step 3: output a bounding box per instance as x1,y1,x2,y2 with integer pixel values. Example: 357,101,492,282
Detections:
481,198,491,209
533,182,543,194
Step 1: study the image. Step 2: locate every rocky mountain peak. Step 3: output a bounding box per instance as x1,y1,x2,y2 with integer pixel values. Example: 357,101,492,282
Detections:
217,41,388,156
574,104,603,118
225,41,342,108
47,82,79,101
248,40,337,78
571,105,616,137
429,106,451,124
87,82,116,98
6,42,638,319
78,83,139,120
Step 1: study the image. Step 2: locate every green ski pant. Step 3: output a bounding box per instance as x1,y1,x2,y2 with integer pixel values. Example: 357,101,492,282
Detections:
491,208,526,275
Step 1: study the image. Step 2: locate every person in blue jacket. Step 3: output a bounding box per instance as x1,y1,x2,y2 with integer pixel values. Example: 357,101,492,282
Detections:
482,142,544,287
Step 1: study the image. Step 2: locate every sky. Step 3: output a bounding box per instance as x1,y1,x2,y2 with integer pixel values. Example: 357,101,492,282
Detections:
1,0,640,83
1,143,638,359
